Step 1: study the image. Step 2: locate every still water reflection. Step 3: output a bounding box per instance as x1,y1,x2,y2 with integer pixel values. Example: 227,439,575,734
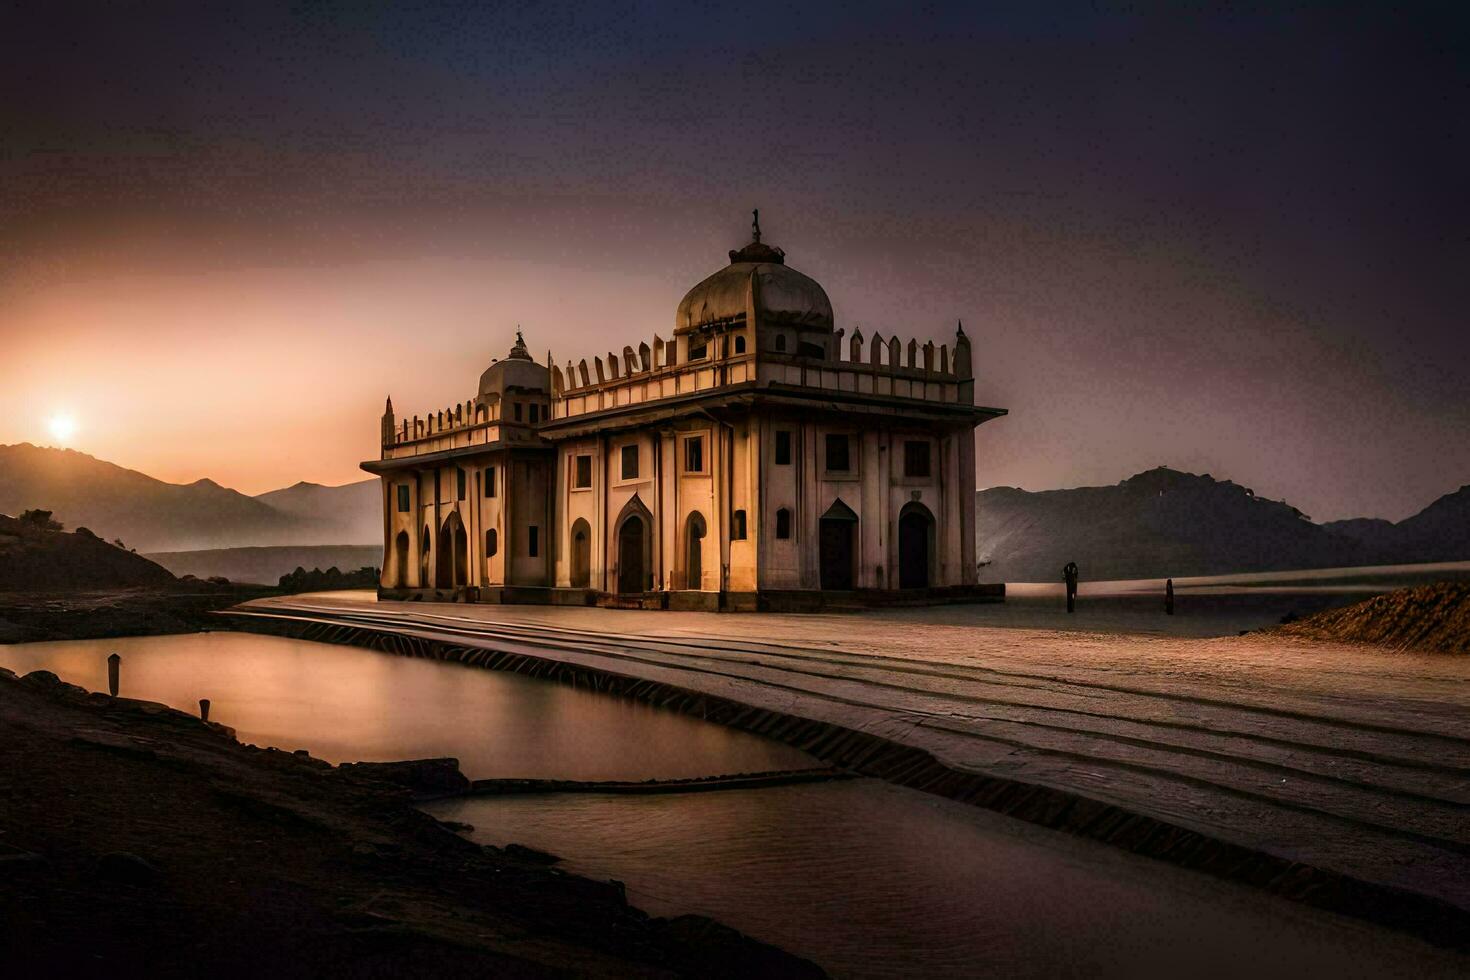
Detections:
0,632,813,779
430,781,1465,980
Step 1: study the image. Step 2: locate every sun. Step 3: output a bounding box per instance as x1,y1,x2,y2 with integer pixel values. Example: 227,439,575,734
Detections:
47,413,78,445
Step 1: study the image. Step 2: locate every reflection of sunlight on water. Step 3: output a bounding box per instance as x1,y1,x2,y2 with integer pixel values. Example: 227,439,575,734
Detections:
0,632,813,780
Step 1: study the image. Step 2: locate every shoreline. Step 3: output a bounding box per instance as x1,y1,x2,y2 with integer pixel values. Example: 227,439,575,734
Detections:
224,603,1470,951
0,664,822,976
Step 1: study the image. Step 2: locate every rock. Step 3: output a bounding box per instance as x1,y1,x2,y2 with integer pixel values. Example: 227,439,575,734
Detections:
338,758,470,796
504,843,560,865
95,852,159,885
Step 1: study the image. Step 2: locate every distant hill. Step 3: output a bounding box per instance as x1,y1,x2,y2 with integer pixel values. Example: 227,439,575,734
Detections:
0,444,378,553
253,480,381,546
146,545,382,586
974,467,1469,583
0,513,177,591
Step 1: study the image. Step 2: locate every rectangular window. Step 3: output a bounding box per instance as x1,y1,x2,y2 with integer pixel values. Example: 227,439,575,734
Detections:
396,484,410,512
574,454,593,489
774,430,792,465
528,525,539,557
688,342,707,361
904,440,931,478
514,402,523,422
621,444,639,480
824,433,850,472
456,468,467,501
529,403,540,423
484,466,496,497
732,509,747,540
775,508,791,540
684,435,704,473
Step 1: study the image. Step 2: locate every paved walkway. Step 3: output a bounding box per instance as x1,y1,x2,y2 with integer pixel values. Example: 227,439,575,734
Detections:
233,593,1470,919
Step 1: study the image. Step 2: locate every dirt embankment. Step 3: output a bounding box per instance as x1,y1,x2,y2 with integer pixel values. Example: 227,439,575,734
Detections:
0,586,276,643
1276,582,1470,653
0,668,821,978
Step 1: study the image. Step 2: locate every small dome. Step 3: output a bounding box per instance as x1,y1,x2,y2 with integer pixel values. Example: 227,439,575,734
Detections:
675,214,834,335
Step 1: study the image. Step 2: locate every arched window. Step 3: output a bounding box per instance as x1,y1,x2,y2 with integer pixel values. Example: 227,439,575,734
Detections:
776,508,792,540
732,509,747,540
485,528,498,557
734,335,746,354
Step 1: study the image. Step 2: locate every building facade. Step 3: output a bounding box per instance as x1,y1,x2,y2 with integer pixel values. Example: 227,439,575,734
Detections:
362,217,1006,610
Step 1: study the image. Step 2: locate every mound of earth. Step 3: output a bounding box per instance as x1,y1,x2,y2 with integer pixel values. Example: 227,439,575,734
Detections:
1276,582,1470,654
0,514,177,591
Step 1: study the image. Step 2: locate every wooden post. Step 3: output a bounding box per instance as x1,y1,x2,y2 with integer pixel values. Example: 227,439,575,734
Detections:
1165,578,1175,615
199,698,211,722
107,653,120,697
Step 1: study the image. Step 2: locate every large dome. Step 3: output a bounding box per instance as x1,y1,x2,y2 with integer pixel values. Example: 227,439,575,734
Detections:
675,225,834,335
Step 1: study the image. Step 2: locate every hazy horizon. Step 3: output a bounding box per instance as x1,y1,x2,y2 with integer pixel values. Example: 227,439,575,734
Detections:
3,3,1466,521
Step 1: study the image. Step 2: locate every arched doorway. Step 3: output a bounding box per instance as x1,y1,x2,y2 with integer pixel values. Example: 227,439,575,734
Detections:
819,499,858,591
393,531,409,588
898,502,935,589
420,526,432,586
570,518,592,588
614,495,653,594
439,513,468,587
684,512,707,590
617,516,646,593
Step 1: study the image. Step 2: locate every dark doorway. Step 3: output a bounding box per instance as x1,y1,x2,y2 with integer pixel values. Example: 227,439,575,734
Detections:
617,515,646,594
421,527,432,586
898,503,934,589
393,531,409,588
439,514,468,587
570,518,592,589
819,499,857,590
685,512,707,589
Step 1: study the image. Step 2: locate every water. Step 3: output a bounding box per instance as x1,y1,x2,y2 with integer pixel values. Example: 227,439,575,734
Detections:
429,781,1462,979
0,632,813,779
4,632,1461,978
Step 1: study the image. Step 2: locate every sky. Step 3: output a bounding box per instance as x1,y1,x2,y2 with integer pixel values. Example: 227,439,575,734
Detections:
1,2,1466,520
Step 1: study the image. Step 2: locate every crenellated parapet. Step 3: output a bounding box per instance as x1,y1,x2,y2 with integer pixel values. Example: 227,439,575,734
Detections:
552,329,757,421
379,394,512,458
551,320,974,422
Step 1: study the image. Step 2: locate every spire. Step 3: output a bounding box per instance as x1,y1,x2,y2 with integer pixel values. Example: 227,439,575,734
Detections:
956,319,965,337
384,396,393,414
508,328,532,361
729,208,785,265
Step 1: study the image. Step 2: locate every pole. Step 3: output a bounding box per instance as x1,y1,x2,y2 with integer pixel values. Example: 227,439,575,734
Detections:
199,698,211,722
1165,578,1175,615
107,653,120,697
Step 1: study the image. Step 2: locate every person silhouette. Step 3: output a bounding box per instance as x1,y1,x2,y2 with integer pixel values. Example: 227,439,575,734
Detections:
1165,577,1175,615
1063,561,1079,614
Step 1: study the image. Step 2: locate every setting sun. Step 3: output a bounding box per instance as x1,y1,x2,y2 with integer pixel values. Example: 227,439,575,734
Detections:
46,413,78,445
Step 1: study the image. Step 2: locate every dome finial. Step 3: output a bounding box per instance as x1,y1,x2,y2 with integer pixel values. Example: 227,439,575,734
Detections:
508,327,532,361
752,207,761,244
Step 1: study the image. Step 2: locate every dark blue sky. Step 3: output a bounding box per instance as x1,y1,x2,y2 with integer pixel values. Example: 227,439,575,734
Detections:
3,2,1466,517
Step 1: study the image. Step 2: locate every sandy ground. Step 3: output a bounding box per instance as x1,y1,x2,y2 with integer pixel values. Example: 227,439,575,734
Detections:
236,590,1470,928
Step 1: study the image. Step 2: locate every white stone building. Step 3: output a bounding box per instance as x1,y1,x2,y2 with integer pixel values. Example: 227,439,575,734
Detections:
363,217,1006,610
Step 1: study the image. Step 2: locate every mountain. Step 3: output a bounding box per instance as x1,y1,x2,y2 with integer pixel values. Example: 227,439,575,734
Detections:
145,545,382,586
0,513,177,591
253,480,381,545
976,467,1399,582
0,444,379,553
1389,485,1470,561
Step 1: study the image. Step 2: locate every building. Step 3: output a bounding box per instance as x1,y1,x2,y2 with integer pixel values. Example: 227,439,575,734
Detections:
362,215,1006,610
